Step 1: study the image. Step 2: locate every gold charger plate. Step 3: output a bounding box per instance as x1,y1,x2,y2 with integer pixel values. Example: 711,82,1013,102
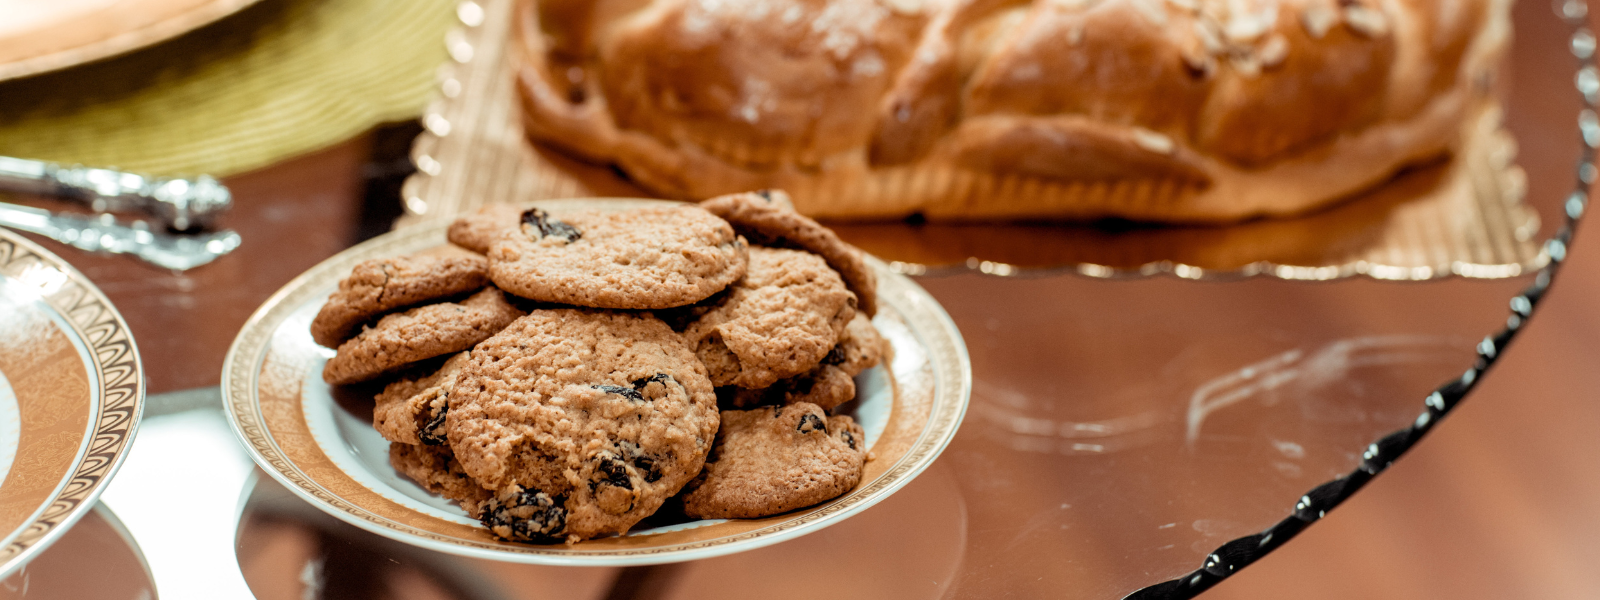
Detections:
222,198,972,565
0,229,144,578
0,0,262,82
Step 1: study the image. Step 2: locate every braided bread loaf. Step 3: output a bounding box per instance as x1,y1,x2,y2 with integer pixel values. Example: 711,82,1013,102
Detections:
514,0,1509,221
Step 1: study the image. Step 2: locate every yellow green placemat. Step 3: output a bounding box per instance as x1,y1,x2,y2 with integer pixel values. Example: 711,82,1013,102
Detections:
0,0,454,177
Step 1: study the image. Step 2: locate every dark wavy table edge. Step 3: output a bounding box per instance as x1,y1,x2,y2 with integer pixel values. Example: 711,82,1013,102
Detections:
1122,4,1600,598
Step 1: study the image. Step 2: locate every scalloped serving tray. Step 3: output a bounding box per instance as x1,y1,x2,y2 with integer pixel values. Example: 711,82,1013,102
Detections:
397,0,1544,283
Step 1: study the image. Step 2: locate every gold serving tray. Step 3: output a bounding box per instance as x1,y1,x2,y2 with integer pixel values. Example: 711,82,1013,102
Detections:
399,0,1543,281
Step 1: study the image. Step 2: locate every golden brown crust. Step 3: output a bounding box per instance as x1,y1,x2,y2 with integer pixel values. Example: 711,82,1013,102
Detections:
596,0,925,169
515,0,1510,221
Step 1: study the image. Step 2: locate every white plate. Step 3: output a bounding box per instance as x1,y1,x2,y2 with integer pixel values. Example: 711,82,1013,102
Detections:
222,198,971,565
0,229,144,578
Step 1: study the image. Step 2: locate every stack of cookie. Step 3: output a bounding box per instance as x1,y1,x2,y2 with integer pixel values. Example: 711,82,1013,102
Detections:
309,191,888,543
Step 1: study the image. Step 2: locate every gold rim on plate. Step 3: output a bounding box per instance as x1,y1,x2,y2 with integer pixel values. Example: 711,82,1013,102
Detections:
221,198,972,565
0,229,145,578
0,0,263,82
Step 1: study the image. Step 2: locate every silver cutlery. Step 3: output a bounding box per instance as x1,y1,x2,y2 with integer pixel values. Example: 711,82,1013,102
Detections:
0,156,231,232
0,202,240,270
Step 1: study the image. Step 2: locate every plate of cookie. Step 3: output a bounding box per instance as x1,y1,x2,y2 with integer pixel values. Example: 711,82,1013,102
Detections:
0,229,144,578
223,193,970,564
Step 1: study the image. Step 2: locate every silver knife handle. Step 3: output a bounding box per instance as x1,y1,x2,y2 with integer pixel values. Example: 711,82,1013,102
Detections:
0,156,231,231
0,202,241,271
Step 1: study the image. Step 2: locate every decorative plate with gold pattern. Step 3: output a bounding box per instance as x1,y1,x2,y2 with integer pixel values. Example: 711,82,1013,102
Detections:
0,0,263,81
0,229,144,578
222,198,971,565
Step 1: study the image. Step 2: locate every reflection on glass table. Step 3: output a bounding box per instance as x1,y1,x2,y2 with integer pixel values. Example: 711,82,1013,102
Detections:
0,503,155,600
224,297,1489,599
99,390,256,600
96,268,1534,600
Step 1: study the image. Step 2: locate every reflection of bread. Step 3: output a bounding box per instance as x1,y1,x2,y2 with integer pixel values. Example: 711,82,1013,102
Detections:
514,0,1510,222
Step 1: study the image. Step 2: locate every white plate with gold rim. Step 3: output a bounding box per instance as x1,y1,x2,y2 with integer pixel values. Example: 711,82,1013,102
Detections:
0,229,144,578
222,198,971,565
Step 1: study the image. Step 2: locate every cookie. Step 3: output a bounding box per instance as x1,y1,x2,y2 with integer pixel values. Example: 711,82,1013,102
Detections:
322,287,524,385
448,203,524,254
832,313,891,374
310,254,490,347
390,442,494,515
373,352,473,445
446,309,720,543
727,366,857,411
479,485,570,543
680,403,867,519
702,190,878,317
487,206,748,309
683,246,856,389
722,313,890,410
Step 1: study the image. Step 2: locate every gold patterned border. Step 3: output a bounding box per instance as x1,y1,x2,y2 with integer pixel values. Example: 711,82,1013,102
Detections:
0,230,144,576
221,202,971,563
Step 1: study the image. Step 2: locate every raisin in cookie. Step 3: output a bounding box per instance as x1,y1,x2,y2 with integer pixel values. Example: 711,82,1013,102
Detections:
683,246,856,389
391,442,494,515
448,203,524,254
487,206,748,309
322,287,524,385
446,309,720,542
723,313,889,410
374,352,473,445
310,255,490,347
702,190,877,316
680,403,867,519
